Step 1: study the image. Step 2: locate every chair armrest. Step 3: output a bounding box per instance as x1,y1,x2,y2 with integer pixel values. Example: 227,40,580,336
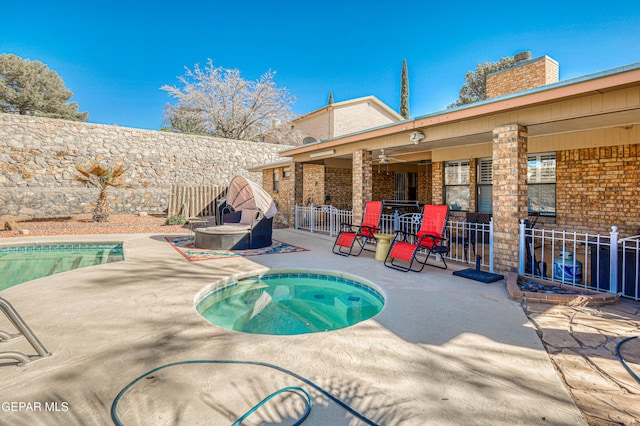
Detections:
417,232,448,248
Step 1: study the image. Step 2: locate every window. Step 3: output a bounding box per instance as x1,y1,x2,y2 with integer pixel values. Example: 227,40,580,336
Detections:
283,170,291,178
273,169,279,192
528,153,556,215
444,160,470,211
477,158,493,213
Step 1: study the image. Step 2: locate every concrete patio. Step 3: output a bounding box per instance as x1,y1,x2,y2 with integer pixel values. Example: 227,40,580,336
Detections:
0,229,606,425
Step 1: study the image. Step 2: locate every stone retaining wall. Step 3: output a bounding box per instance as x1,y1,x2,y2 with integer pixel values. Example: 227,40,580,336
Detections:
0,113,286,218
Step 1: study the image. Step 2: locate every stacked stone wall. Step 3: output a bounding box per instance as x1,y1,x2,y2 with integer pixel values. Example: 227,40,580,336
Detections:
0,113,285,218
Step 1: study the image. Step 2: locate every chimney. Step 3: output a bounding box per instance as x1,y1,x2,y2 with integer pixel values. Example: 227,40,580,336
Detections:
486,52,559,99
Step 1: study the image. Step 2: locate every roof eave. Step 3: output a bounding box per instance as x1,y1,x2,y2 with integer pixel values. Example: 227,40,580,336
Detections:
280,62,640,157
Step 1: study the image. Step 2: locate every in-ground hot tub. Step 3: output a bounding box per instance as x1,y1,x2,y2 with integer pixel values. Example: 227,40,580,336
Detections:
196,269,385,335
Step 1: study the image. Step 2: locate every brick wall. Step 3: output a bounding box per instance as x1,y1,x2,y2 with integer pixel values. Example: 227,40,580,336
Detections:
486,56,559,99
333,101,399,137
372,170,394,201
417,164,431,204
556,143,640,236
325,167,352,209
262,167,295,228
303,163,325,205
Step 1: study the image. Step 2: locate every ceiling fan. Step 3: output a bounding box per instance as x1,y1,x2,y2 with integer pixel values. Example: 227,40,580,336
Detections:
374,149,406,165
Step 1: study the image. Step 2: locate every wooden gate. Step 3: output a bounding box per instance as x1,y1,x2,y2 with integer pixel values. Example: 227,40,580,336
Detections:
168,185,226,219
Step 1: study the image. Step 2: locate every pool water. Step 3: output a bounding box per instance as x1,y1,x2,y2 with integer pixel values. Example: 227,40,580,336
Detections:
0,243,124,291
197,271,385,335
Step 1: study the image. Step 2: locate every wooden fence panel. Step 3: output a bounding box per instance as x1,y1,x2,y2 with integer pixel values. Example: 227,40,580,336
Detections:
168,185,226,219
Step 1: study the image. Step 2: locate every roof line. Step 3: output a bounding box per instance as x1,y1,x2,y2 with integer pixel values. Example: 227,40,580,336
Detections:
280,62,640,156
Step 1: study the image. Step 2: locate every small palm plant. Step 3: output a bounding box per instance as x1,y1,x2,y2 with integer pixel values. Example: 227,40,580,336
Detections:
76,162,131,222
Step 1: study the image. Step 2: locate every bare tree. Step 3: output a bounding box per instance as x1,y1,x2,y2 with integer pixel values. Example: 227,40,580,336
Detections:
161,60,297,141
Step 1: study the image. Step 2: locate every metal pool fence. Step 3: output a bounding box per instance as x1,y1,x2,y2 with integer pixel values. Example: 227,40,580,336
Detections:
294,205,495,270
519,221,640,301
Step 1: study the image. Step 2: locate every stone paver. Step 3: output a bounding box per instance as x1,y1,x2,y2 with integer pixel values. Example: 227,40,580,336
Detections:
524,301,640,425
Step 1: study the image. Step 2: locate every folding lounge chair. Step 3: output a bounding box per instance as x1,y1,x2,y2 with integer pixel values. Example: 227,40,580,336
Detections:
384,204,450,272
332,201,383,256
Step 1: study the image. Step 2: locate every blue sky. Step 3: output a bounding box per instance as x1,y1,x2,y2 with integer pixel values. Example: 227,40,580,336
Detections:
2,1,639,130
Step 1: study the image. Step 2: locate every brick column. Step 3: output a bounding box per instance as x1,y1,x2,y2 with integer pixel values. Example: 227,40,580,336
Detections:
352,149,372,221
492,124,529,274
293,162,304,206
431,161,444,204
469,158,477,212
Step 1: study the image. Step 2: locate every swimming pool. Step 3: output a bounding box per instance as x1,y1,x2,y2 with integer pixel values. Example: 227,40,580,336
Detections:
0,242,124,291
197,270,385,335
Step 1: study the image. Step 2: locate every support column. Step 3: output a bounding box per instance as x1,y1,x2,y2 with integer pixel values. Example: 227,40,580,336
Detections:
352,149,372,221
492,124,529,274
293,162,304,206
431,161,444,204
469,158,477,212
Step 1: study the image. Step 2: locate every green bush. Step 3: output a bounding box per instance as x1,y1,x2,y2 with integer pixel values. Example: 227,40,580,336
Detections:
165,215,186,225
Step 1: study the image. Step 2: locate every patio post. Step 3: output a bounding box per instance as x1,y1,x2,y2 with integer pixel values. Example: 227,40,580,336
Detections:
518,219,526,275
329,206,335,236
492,124,529,275
610,226,619,294
310,206,314,233
352,149,372,222
490,218,496,273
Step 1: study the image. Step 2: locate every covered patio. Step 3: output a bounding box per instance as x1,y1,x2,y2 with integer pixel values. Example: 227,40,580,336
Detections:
260,57,640,279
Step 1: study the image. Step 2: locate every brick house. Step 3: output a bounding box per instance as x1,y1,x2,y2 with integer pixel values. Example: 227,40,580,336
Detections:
291,95,403,143
251,96,402,226
254,53,640,274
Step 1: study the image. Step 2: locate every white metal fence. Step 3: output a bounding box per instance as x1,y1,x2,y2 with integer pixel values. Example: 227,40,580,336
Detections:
294,204,494,269
519,221,640,301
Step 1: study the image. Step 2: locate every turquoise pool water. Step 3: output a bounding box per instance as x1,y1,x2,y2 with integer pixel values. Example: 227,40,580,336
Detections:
0,243,124,291
196,270,385,335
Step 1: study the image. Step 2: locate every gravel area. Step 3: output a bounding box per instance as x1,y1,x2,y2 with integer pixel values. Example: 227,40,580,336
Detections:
0,214,200,238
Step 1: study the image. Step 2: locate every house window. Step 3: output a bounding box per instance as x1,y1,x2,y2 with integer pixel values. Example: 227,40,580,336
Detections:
477,158,493,213
528,153,556,215
273,169,279,192
445,160,470,211
283,170,291,178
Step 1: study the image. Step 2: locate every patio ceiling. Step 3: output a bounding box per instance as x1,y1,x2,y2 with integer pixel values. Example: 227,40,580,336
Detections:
313,105,639,163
